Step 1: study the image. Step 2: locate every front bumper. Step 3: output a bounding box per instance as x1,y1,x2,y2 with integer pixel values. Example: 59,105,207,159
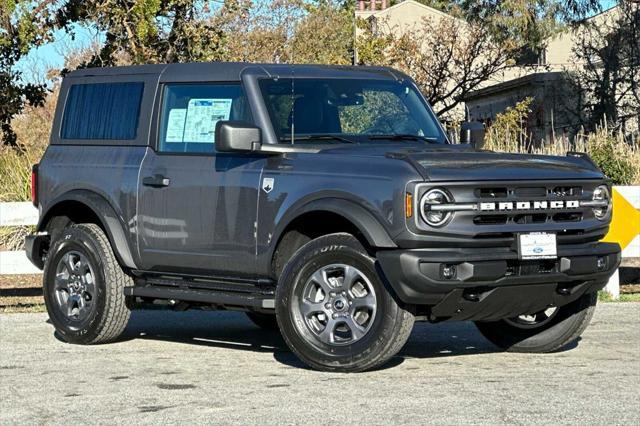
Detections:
377,242,621,321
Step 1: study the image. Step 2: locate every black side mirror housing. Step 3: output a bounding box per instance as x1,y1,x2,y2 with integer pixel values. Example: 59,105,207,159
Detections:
215,121,261,152
460,121,486,149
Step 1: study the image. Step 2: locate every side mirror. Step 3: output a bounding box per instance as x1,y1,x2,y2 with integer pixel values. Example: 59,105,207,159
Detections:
215,121,261,152
460,121,485,149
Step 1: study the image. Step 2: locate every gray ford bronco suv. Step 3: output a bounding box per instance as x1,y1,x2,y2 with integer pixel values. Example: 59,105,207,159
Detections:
26,62,620,372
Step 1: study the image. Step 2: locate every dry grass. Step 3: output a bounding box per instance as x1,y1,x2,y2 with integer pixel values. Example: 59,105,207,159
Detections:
0,95,54,250
484,99,640,185
0,226,32,251
0,145,38,250
0,89,55,201
0,145,41,202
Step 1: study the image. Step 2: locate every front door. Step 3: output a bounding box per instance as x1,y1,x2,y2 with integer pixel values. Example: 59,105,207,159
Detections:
136,82,263,277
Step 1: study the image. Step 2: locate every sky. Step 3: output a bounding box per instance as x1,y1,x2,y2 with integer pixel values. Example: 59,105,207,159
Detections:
14,0,620,85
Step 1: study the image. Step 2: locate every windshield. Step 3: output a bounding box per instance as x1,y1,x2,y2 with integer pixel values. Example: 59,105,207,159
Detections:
259,78,447,144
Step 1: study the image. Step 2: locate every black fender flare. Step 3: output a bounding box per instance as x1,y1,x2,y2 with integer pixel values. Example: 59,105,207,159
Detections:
38,190,138,269
273,198,397,252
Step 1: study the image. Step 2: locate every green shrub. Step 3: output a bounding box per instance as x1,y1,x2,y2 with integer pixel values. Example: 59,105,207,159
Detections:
587,131,638,185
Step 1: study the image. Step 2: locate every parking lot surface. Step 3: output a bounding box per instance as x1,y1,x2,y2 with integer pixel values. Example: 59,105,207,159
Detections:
1,303,639,425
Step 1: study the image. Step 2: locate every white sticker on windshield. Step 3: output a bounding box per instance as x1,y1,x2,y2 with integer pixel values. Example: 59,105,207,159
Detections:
183,99,233,143
166,108,187,142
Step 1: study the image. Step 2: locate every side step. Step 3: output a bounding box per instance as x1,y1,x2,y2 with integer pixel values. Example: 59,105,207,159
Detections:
124,273,276,310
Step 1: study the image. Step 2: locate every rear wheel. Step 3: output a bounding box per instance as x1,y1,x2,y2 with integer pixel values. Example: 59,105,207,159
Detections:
276,233,414,372
474,292,598,353
43,224,131,344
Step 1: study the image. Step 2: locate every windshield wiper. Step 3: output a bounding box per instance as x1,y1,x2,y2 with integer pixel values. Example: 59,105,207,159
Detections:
280,134,358,144
367,134,439,143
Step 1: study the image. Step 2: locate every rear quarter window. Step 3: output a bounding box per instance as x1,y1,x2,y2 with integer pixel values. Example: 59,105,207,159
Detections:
61,82,144,140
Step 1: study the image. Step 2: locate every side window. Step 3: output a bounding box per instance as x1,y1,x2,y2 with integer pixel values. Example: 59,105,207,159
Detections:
61,82,144,140
158,84,251,154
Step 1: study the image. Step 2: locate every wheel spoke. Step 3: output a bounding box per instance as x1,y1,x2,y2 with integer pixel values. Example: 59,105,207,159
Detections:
351,292,376,311
77,295,91,317
66,295,78,317
54,273,69,291
344,316,366,341
63,253,77,274
300,299,325,317
78,257,91,275
317,318,338,344
310,270,332,293
83,281,95,298
342,265,360,289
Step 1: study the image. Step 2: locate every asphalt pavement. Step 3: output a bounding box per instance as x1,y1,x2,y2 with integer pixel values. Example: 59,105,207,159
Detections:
1,303,639,425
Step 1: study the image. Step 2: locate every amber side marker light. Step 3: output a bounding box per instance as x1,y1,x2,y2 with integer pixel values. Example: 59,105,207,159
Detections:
405,192,413,218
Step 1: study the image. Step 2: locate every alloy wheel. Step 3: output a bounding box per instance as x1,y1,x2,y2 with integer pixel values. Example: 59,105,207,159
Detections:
296,264,377,346
53,250,97,325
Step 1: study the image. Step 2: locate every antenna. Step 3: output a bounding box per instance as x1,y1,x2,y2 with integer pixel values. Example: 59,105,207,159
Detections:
291,70,295,145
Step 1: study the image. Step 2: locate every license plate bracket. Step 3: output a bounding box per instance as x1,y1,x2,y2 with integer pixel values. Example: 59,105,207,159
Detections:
518,232,557,260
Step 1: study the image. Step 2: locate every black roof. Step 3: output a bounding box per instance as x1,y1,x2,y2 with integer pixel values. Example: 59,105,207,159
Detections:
68,62,402,82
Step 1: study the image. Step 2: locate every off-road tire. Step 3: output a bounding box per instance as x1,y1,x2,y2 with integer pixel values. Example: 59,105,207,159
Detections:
275,233,414,372
245,312,279,330
474,292,598,353
43,223,131,344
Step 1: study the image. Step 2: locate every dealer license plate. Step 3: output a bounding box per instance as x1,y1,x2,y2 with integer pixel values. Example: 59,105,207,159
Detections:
518,232,557,260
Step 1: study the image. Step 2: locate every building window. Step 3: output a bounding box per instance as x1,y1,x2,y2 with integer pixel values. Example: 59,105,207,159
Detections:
515,47,547,66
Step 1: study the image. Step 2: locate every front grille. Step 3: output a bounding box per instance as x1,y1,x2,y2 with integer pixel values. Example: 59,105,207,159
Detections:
515,187,546,197
472,184,586,226
476,187,508,198
412,180,609,247
473,215,507,225
552,212,583,222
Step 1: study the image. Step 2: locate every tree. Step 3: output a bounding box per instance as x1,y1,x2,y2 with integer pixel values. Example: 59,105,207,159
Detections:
221,0,354,64
0,1,60,146
356,9,513,120
56,0,252,66
563,1,640,133
450,1,603,51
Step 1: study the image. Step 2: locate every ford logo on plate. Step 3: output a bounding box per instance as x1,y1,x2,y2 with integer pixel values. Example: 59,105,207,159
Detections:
533,247,543,254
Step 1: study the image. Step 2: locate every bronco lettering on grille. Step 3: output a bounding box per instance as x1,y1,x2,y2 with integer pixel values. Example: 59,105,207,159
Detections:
480,200,580,211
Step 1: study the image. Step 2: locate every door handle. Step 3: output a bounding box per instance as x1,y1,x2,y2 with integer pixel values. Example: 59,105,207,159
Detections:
142,174,171,188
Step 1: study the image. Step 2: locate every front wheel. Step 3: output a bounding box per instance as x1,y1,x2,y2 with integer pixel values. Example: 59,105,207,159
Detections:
276,233,414,372
474,292,598,353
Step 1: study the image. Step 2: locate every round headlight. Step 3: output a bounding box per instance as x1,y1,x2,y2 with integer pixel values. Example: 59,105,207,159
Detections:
420,188,452,226
592,185,611,220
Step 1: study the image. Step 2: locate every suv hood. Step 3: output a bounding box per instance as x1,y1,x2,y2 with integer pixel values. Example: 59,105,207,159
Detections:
411,151,604,181
318,143,604,181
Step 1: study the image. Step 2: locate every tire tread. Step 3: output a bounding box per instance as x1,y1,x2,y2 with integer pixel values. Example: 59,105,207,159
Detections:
77,224,131,344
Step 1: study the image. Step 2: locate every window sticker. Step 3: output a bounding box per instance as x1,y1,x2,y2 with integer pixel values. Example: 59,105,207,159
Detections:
183,98,233,143
165,108,187,142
